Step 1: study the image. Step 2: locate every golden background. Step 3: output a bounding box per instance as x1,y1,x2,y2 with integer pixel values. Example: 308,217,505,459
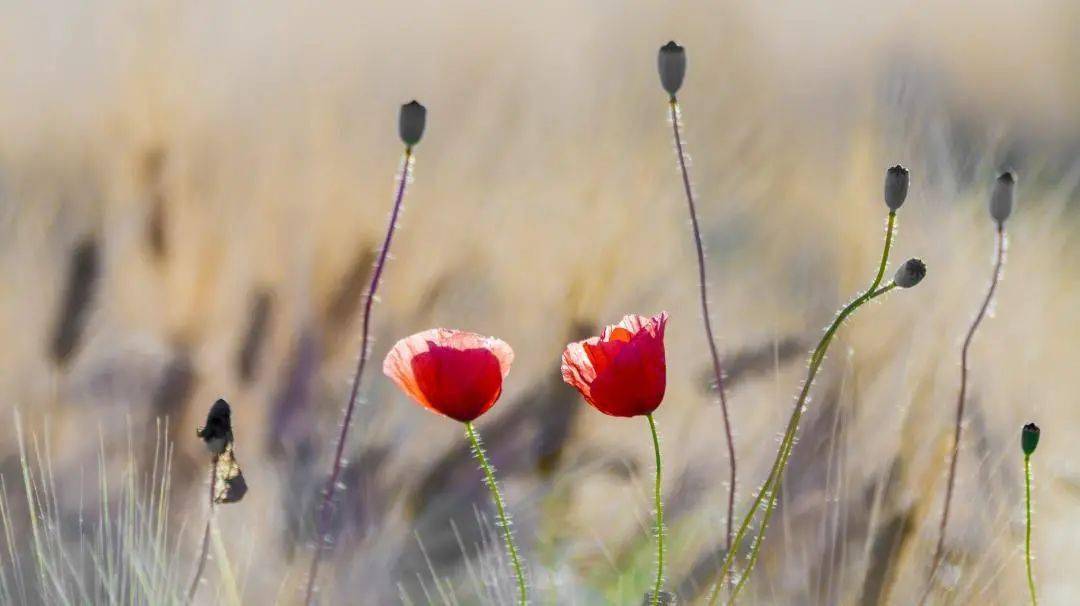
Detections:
1,1,1078,603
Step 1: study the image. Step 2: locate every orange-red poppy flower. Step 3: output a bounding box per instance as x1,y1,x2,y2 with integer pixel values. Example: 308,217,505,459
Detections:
561,312,668,417
383,328,514,422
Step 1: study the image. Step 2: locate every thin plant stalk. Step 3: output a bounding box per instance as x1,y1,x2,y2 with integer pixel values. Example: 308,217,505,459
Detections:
647,413,666,606
187,461,216,603
729,283,896,604
465,422,526,605
922,224,1005,601
668,97,737,553
305,148,415,605
1024,452,1037,605
708,211,897,605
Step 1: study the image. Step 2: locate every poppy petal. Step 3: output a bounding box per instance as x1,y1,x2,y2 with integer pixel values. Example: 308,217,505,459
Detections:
561,312,669,417
383,329,514,422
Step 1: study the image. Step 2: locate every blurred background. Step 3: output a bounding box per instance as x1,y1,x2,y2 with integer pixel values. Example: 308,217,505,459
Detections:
1,0,1078,604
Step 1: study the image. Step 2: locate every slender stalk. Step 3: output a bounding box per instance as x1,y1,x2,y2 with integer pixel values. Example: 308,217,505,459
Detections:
727,284,896,605
708,213,898,606
647,414,666,606
868,212,896,297
669,97,737,553
187,461,216,603
466,422,527,605
922,224,1005,603
1024,454,1037,606
305,148,414,605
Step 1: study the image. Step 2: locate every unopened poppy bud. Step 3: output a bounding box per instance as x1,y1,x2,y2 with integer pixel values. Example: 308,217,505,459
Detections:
884,165,909,211
399,100,426,147
657,41,686,97
894,258,926,288
1021,422,1040,456
990,171,1015,225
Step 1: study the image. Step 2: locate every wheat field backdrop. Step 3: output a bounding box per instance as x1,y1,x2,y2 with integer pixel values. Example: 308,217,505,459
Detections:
0,1,1078,604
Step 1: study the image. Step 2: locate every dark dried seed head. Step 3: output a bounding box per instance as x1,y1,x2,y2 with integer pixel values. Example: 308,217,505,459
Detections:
990,171,1015,225
657,41,686,97
894,258,926,288
197,398,234,454
884,165,909,211
399,100,426,147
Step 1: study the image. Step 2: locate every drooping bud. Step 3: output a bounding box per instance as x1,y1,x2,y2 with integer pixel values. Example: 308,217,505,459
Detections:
399,100,426,147
884,165,909,211
657,41,686,97
894,258,926,288
1021,422,1040,456
990,171,1015,225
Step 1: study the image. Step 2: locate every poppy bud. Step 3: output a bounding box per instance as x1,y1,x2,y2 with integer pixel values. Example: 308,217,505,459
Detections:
1022,422,1040,456
399,100,426,147
894,258,926,288
884,165,909,211
657,41,686,97
990,171,1015,225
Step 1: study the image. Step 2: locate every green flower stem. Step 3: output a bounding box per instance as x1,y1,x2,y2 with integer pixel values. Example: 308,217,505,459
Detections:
466,422,527,605
868,212,897,297
727,283,897,604
647,413,665,606
708,212,898,606
1024,453,1037,606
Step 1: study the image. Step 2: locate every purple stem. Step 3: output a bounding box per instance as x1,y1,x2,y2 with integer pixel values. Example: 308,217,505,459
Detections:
304,149,414,605
922,224,1005,603
668,98,737,552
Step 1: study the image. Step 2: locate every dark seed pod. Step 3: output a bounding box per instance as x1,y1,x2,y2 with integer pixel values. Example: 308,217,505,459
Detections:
197,399,233,455
657,41,686,97
990,171,1015,225
894,258,926,288
884,165,909,211
399,100,426,147
1022,422,1040,456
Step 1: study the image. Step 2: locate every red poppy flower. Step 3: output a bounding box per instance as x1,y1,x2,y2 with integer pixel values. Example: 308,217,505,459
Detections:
383,328,514,423
561,312,668,417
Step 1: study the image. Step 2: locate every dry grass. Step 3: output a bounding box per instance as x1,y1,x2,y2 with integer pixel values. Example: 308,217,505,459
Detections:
1,1,1078,603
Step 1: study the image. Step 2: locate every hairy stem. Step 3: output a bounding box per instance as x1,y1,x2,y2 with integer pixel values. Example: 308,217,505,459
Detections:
922,224,1005,603
708,212,898,605
669,97,737,554
727,284,896,604
466,422,527,605
305,149,414,605
647,414,665,606
1024,454,1037,606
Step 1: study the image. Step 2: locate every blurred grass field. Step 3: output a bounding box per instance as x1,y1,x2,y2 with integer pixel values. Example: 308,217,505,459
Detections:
1,1,1078,604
